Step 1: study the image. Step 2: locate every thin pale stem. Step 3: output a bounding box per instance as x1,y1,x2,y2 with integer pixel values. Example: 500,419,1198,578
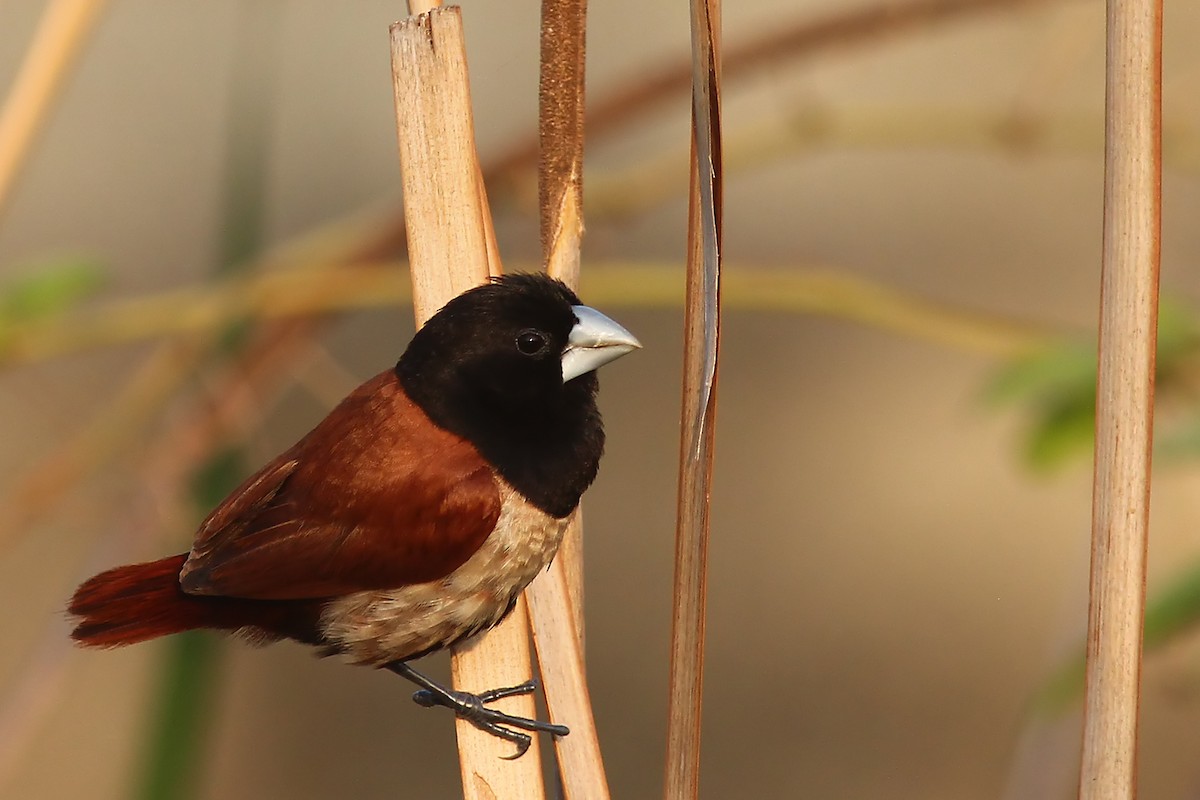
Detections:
1077,0,1162,797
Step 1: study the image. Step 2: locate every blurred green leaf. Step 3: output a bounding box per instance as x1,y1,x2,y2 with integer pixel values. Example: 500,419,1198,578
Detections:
0,257,106,323
983,339,1095,407
1143,563,1200,650
135,633,222,800
983,333,1095,469
986,297,1200,471
1156,299,1200,363
1024,396,1096,470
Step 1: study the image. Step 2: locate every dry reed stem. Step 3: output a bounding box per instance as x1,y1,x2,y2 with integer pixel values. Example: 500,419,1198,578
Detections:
477,177,504,277
1077,1,1162,798
0,0,111,220
390,9,545,796
538,0,587,288
538,0,588,636
525,3,612,796
536,1,589,655
392,9,491,323
664,1,722,798
526,560,610,799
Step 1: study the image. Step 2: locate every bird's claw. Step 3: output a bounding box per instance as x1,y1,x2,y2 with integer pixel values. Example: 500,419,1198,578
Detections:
410,678,569,758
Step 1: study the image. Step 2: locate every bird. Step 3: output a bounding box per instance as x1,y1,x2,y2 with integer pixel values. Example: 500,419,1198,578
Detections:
68,273,640,756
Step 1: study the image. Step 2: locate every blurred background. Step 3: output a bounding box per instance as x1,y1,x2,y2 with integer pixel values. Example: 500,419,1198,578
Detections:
3,0,1200,797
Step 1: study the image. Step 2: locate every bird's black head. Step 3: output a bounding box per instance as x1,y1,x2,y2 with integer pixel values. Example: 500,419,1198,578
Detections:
396,273,639,517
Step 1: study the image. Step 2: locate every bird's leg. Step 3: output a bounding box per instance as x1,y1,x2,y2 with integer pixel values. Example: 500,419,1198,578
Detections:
385,661,569,759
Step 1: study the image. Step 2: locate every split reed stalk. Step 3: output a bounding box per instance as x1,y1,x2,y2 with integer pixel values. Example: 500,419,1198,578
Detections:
664,1,722,798
390,8,545,798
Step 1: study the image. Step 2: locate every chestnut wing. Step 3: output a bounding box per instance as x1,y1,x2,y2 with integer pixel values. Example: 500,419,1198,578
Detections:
178,372,503,600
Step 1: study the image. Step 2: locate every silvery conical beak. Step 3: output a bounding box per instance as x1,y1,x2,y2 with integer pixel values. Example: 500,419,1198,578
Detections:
561,305,641,383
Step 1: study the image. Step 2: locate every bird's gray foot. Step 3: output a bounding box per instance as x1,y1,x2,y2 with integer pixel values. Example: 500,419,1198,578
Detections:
386,661,569,759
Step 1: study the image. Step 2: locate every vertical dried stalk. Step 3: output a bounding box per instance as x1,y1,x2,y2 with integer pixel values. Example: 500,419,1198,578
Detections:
390,9,545,798
526,4,611,797
538,0,587,289
664,1,722,799
0,0,111,219
392,9,490,323
1077,1,1162,798
538,0,589,638
527,559,610,799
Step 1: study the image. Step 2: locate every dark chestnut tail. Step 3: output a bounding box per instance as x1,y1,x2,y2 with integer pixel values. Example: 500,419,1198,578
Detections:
69,555,210,646
69,554,323,648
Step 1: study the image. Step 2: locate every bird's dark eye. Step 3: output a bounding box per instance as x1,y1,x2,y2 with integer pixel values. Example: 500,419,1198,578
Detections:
516,329,549,356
